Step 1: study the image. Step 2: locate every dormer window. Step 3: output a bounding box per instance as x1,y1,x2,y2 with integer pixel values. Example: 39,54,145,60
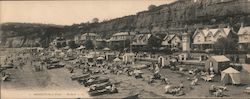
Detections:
218,35,223,39
197,36,200,42
245,36,248,40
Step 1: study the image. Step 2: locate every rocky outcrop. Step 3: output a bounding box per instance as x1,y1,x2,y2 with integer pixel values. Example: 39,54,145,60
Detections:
1,0,250,47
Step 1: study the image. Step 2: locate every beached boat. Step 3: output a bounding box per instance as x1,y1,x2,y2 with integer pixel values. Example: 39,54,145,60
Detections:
46,63,65,69
71,73,90,81
89,82,112,92
85,77,109,86
77,75,100,85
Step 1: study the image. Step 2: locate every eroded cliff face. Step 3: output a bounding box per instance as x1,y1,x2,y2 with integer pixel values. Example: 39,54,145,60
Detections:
1,0,250,47
86,0,250,34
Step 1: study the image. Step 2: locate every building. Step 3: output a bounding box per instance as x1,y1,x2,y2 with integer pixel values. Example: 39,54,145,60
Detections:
108,32,135,50
238,25,250,51
108,32,135,42
192,27,233,50
74,33,82,45
161,34,181,50
123,53,135,64
131,34,152,49
50,37,66,48
74,33,101,45
205,55,230,74
182,32,191,52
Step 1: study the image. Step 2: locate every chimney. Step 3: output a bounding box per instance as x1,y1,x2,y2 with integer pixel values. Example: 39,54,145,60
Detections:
205,27,209,31
227,24,230,29
241,22,244,28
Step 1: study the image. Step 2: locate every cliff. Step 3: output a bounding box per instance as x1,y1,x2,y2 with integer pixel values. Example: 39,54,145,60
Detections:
1,0,250,47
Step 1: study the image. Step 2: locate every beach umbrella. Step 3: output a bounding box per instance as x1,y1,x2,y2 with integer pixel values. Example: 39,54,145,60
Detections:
85,55,94,59
113,57,121,62
103,47,111,51
55,50,62,53
77,45,85,50
60,52,65,57
67,49,73,53
134,70,143,74
64,46,70,50
97,56,105,60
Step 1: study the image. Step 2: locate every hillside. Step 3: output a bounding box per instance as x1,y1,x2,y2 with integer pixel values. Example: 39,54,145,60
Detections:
1,0,250,47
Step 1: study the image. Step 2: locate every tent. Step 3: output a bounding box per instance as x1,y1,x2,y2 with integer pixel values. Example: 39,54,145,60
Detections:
221,67,241,85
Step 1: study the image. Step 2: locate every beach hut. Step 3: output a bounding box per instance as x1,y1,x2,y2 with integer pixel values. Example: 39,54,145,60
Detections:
221,67,241,85
105,52,116,61
246,54,250,64
85,55,94,63
123,53,135,64
96,56,105,64
158,56,170,67
205,55,230,74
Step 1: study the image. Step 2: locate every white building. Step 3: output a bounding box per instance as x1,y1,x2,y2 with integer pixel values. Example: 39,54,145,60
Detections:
74,33,101,45
238,25,250,51
161,34,181,50
192,27,233,50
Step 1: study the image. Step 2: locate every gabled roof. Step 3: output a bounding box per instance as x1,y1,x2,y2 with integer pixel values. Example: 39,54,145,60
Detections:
163,34,179,42
193,28,231,38
131,34,151,45
113,32,136,36
210,55,230,62
238,26,250,35
222,67,240,74
133,34,151,40
82,33,98,36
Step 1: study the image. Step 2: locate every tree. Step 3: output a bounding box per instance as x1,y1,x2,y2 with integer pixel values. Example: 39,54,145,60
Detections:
68,40,77,48
84,40,94,50
92,18,99,23
110,39,130,51
214,37,237,54
147,35,162,51
148,5,157,11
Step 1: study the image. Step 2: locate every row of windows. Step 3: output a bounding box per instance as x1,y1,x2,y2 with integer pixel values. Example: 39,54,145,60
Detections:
196,35,223,42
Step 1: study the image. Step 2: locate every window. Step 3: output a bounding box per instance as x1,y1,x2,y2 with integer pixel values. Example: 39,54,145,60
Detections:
209,62,213,67
218,35,223,39
207,36,212,41
197,36,200,42
244,36,248,40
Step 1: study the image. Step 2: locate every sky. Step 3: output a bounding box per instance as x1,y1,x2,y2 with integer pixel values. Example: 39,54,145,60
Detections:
0,0,175,25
